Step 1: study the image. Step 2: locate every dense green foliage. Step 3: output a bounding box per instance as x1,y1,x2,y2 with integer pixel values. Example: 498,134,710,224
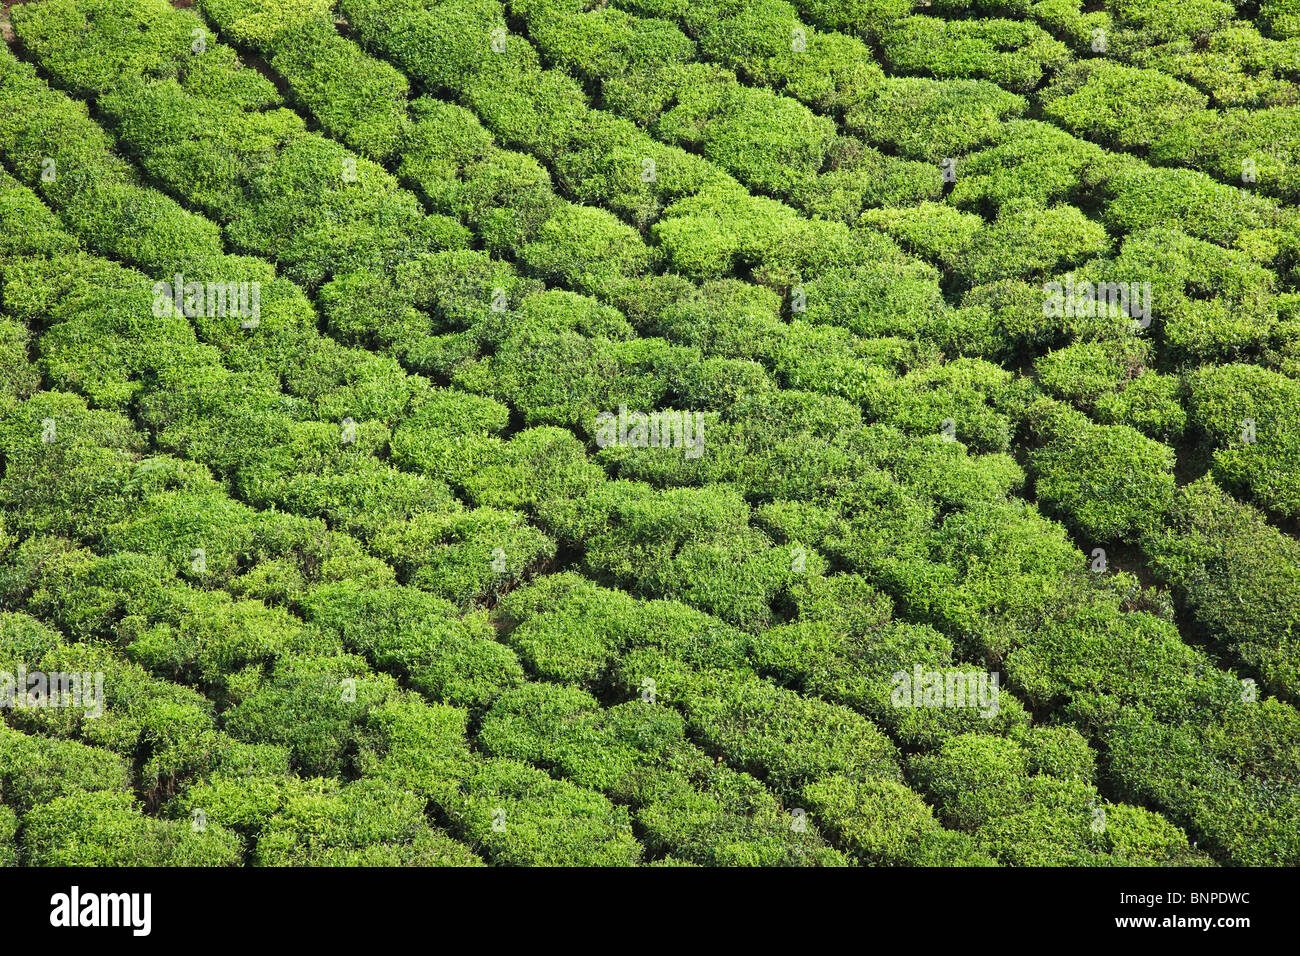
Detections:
0,0,1294,868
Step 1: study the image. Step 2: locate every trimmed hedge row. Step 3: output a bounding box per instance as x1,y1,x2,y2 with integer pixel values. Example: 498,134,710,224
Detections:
609,0,1300,270
0,261,639,870
618,0,1300,317
1,6,932,656
12,0,1300,868
318,0,1262,416
880,15,1071,93
1186,364,1300,520
735,427,1300,867
0,53,223,276
0,64,977,868
0,249,555,608
611,0,1032,164
478,681,852,865
491,569,1220,866
0,170,679,898
1024,1,1300,201
0,435,813,867
0,3,842,874
907,732,1208,865
0,129,659,865
10,0,470,289
1034,336,1186,442
58,0,977,434
490,576,1001,865
1025,398,1177,543
1145,476,1300,701
327,0,974,337
507,0,1300,410
193,0,1088,477
1041,60,1210,152
104,0,1300,567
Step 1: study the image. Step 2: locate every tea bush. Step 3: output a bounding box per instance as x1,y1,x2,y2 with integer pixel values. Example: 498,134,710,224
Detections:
2,0,1297,870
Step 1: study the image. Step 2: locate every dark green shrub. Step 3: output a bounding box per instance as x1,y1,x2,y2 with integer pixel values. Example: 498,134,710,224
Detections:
341,0,507,94
1104,709,1300,866
801,257,946,339
389,389,509,487
1189,106,1300,211
222,654,400,776
575,481,816,630
369,507,557,606
1144,476,1300,698
462,427,608,517
479,683,687,796
195,0,333,46
1005,601,1236,729
1102,163,1292,248
865,201,1110,286
23,791,242,866
0,726,133,813
695,0,886,114
0,320,40,418
11,0,274,103
0,55,226,273
684,673,903,794
304,581,525,709
909,731,1207,864
860,202,983,272
909,733,1027,831
794,141,943,219
1034,339,1185,441
1186,364,1300,518
0,169,80,259
253,778,481,866
265,17,411,161
400,98,562,254
785,0,914,42
0,392,143,540
451,328,682,431
518,204,656,296
845,77,1026,162
803,775,998,865
1123,27,1300,110
945,279,1070,360
862,359,1020,454
1107,0,1236,43
1093,372,1186,442
1028,400,1176,542
1260,0,1300,38
440,758,644,866
964,203,1111,286
655,77,839,198
1040,60,1209,151
752,574,1028,747
949,120,1114,215
881,16,1070,93
477,681,842,866
637,766,849,866
1084,227,1279,363
0,807,16,867
495,572,749,686
126,589,314,690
